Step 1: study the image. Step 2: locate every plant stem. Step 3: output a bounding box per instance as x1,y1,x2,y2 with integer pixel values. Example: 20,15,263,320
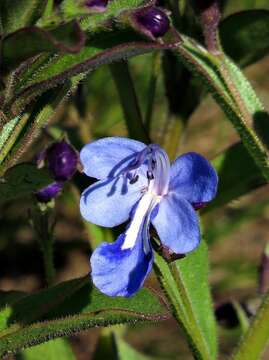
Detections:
33,205,56,286
40,209,56,287
232,291,269,360
145,52,161,132
110,61,150,144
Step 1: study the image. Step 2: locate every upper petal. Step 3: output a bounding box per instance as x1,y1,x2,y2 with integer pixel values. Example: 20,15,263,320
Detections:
151,192,200,254
169,152,218,204
90,217,153,297
80,137,146,179
80,175,147,227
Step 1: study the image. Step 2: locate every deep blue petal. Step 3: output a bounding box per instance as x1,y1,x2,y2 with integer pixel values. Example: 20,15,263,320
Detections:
151,192,200,254
90,219,153,297
169,152,218,204
80,137,146,179
80,174,147,227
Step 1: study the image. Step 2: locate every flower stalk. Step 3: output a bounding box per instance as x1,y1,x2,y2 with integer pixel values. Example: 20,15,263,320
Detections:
32,203,56,286
109,61,150,144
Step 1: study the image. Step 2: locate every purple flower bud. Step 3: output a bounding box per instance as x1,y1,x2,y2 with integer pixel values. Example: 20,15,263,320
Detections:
85,0,109,11
36,182,63,203
47,141,78,181
136,7,170,38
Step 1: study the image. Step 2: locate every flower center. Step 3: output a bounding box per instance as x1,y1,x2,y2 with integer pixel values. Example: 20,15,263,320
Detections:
148,144,170,196
120,145,170,252
128,144,170,196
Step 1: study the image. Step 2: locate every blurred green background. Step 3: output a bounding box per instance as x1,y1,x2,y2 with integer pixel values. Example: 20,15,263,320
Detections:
1,0,269,358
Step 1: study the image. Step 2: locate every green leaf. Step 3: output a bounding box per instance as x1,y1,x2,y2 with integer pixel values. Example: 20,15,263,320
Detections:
0,75,83,175
154,240,217,360
7,30,178,112
0,292,25,308
0,0,46,34
0,277,87,333
220,10,269,67
223,55,269,153
205,142,265,212
232,301,249,334
223,1,269,15
61,0,84,18
18,338,75,360
175,35,269,181
2,21,86,69
0,116,27,166
0,163,52,203
116,336,151,360
0,277,169,357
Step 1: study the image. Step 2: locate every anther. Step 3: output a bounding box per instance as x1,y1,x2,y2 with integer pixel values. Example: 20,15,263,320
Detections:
129,174,139,184
151,159,156,169
147,171,154,180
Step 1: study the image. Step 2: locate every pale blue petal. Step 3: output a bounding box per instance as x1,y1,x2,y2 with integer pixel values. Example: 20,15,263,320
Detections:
169,152,218,204
151,193,200,254
90,219,153,297
80,175,147,227
80,137,146,179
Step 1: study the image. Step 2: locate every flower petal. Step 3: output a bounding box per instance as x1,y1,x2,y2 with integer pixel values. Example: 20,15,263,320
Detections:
151,192,200,254
169,152,218,204
80,137,146,179
90,219,153,297
80,175,147,227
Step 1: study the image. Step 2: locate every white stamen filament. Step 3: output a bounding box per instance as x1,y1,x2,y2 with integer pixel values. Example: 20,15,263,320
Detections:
153,148,170,195
121,192,160,251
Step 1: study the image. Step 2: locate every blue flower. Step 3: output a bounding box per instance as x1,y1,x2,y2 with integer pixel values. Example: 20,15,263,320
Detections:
80,137,218,297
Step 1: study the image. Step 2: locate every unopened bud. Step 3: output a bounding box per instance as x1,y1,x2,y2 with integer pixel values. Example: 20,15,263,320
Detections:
47,140,78,181
36,182,63,203
134,7,170,39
